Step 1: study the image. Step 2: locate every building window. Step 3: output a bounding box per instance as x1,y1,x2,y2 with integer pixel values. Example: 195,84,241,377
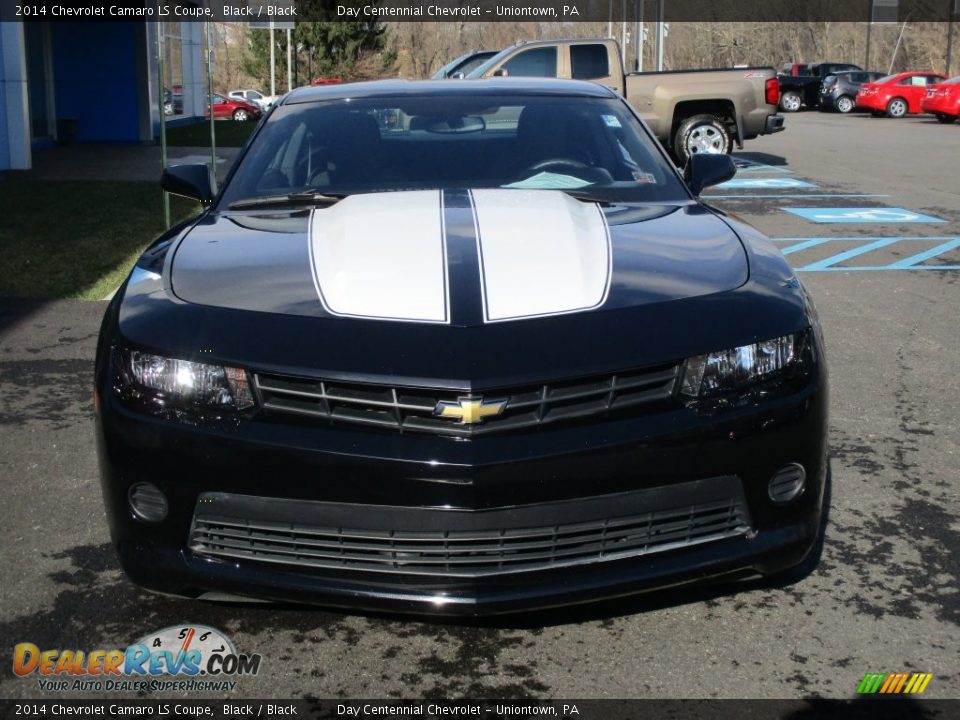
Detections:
162,22,184,118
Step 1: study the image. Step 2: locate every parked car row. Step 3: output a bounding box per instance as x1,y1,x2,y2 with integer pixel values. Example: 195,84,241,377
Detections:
778,60,959,122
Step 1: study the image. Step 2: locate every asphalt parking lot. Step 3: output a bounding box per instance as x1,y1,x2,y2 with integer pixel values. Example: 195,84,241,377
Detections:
1,111,957,701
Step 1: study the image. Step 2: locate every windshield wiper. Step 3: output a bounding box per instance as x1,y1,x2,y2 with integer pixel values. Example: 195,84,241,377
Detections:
228,191,347,210
560,189,613,206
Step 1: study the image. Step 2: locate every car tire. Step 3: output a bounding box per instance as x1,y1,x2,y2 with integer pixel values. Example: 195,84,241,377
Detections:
886,97,908,118
835,95,855,113
673,114,732,166
233,109,249,122
779,91,802,113
935,113,957,124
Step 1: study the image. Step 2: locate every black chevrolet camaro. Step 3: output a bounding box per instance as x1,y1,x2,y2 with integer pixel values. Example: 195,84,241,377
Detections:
95,79,828,615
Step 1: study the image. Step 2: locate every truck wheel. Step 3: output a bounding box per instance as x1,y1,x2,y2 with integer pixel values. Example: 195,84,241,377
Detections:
886,97,908,118
779,91,802,112
673,115,732,166
835,95,854,113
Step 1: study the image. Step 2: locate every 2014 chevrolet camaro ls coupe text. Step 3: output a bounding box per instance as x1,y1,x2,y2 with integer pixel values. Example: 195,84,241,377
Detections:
95,79,828,615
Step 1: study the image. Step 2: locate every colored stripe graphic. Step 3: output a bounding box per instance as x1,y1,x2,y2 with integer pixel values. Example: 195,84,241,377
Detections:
857,673,932,694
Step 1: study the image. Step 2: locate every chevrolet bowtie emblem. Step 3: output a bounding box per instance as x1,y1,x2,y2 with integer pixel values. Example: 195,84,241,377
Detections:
434,396,507,424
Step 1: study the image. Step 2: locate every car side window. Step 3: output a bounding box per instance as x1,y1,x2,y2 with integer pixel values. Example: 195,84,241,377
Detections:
502,47,558,78
570,44,609,80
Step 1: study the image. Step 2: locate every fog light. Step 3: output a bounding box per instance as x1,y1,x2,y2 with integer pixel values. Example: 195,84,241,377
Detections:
129,483,168,523
768,464,806,504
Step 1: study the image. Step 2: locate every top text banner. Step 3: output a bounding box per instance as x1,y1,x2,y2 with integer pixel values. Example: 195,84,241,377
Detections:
1,0,956,22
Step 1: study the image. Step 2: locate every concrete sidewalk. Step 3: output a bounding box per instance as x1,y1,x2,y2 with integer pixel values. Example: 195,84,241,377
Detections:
22,143,240,183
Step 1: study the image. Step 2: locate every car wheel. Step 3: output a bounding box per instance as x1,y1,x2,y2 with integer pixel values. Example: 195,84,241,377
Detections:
886,97,908,118
163,103,173,116
935,113,957,124
779,91,802,112
836,95,854,113
233,109,249,122
673,114,732,166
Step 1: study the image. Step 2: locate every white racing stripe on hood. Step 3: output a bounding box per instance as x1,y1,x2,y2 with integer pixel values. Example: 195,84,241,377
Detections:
471,189,611,322
309,190,449,323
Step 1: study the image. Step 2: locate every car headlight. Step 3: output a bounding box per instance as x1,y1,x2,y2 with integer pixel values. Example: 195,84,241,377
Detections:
679,332,806,400
114,348,254,416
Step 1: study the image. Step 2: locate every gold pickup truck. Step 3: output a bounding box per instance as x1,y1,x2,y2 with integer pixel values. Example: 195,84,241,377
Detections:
466,38,785,164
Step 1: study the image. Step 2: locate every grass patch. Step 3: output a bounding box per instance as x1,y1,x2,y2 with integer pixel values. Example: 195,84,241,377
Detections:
163,120,256,147
0,181,199,300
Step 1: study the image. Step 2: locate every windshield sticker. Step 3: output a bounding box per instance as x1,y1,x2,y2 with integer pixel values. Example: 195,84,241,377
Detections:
602,114,622,128
502,173,593,190
632,171,657,184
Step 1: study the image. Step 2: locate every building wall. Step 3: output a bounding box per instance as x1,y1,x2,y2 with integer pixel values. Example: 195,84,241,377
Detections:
1,22,31,171
50,22,142,142
1,20,205,170
0,25,8,171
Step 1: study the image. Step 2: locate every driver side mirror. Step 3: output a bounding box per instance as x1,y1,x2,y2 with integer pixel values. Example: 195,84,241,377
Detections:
161,164,216,203
683,154,736,196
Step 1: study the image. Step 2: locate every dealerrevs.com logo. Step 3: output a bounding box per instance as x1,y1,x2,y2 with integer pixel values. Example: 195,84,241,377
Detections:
13,625,262,693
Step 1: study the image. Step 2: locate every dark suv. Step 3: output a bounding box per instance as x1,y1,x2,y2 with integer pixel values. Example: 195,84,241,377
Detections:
819,71,885,113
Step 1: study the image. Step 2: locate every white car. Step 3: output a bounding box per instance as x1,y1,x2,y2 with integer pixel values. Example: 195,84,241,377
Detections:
227,89,277,111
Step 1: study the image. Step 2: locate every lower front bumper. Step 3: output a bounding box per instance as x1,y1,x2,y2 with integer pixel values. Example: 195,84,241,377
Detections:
118,515,821,616
98,371,828,615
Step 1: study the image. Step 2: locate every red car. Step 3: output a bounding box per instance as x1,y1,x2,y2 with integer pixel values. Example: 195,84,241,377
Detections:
857,71,947,117
921,76,960,123
206,94,262,122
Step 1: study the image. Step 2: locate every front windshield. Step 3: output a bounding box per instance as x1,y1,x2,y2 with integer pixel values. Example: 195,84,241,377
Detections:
465,50,510,78
219,94,688,207
431,55,468,79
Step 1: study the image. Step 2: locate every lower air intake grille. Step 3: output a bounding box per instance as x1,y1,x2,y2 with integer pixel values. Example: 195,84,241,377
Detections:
189,478,752,579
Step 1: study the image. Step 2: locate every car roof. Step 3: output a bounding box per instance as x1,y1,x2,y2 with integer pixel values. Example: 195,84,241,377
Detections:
282,78,618,105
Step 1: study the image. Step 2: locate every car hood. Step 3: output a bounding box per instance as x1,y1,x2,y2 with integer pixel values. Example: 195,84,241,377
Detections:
169,189,748,327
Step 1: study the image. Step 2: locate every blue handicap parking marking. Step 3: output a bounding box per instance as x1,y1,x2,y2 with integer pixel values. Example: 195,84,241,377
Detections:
785,207,945,224
715,177,816,190
772,237,960,271
732,158,793,174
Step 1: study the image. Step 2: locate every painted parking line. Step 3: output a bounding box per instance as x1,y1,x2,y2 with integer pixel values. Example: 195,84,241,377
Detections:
715,177,816,190
886,238,960,268
772,236,960,271
800,237,902,270
785,208,946,223
705,193,889,199
732,158,793,174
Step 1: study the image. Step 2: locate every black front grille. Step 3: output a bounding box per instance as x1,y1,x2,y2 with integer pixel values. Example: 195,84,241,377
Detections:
254,363,679,436
188,479,753,579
